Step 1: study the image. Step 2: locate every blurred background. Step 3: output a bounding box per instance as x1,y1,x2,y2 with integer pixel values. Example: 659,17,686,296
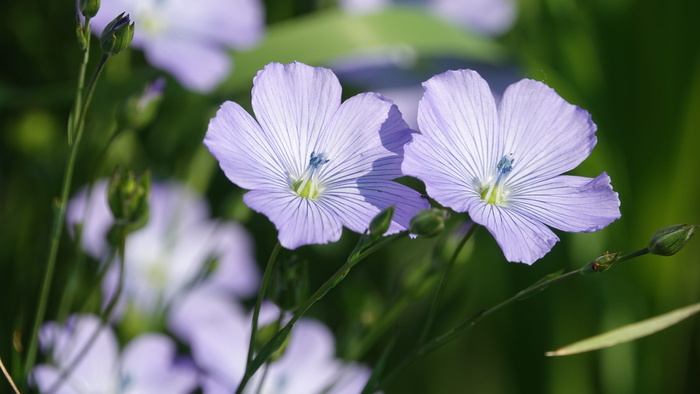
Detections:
1,0,700,393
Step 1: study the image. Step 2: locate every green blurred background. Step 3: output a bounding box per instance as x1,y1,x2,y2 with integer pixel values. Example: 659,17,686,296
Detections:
1,0,699,393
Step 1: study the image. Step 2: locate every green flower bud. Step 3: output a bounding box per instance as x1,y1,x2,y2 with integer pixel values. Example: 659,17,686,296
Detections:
118,78,166,129
79,0,101,19
100,13,134,55
107,167,150,231
648,224,699,256
269,255,309,311
255,322,290,362
580,252,620,274
369,205,395,238
409,208,450,238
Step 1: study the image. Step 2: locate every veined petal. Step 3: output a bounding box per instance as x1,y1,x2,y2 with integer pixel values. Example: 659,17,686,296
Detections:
416,69,500,184
205,101,289,190
143,37,231,93
252,62,342,177
499,79,598,187
403,134,482,213
322,179,429,234
243,189,343,249
320,93,412,184
509,173,621,232
469,202,559,264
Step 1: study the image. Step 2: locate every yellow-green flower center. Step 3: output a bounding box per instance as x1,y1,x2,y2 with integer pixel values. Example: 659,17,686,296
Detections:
293,152,329,200
478,154,514,206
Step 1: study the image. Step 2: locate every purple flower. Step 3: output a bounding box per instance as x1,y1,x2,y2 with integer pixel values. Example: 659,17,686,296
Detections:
90,0,264,92
340,0,517,36
204,62,429,249
168,287,371,394
67,181,259,317
403,69,621,264
33,314,197,393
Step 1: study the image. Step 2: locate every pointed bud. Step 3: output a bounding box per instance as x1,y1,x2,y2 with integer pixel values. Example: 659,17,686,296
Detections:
369,205,395,238
409,208,450,238
648,224,699,256
100,13,134,55
107,167,150,231
118,78,166,129
79,0,100,19
580,252,620,274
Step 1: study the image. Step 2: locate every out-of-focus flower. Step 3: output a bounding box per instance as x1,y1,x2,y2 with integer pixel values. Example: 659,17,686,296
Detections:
67,180,259,317
403,69,621,264
204,62,429,250
90,0,264,92
340,0,517,36
33,314,197,393
169,287,371,394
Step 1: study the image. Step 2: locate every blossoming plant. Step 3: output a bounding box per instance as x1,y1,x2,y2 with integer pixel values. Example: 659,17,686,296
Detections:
13,2,700,393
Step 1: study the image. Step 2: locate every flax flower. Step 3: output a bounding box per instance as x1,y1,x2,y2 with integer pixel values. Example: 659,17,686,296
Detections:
168,287,371,394
403,69,621,264
204,62,429,250
33,315,197,393
90,0,264,92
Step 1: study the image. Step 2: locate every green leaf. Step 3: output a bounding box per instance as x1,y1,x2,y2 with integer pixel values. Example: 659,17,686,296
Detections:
546,302,700,356
220,7,506,93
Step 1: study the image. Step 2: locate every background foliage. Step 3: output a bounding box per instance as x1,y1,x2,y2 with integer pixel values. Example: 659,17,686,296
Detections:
1,0,699,392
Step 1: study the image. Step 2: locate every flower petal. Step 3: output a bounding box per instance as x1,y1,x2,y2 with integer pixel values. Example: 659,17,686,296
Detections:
415,69,501,185
469,202,559,264
243,189,343,249
403,133,482,213
498,78,598,187
205,101,290,190
143,37,231,93
319,93,412,184
509,173,621,232
323,179,429,234
251,62,342,178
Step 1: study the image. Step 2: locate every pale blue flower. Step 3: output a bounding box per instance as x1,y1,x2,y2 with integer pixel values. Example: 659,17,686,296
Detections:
90,0,264,92
204,62,429,250
67,181,259,317
403,69,621,264
168,287,371,394
33,314,197,393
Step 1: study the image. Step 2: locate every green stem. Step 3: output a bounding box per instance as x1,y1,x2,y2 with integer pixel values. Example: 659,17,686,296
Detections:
237,232,408,393
617,248,649,262
23,53,110,382
236,242,281,393
375,268,583,390
418,221,477,345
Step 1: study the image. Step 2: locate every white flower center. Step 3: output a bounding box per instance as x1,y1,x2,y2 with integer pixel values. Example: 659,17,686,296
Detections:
479,154,514,206
292,152,329,200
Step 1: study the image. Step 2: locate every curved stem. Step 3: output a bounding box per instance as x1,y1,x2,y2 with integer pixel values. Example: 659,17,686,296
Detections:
418,221,477,345
237,232,409,393
24,48,110,381
237,242,281,393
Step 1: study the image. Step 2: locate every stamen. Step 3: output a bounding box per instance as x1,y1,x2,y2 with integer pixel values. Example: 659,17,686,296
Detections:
480,154,514,205
293,152,329,199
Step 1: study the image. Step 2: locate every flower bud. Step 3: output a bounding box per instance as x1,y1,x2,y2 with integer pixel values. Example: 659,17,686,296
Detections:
409,208,449,238
107,167,150,231
79,0,100,19
100,13,134,55
369,205,395,238
118,78,166,129
648,224,698,256
580,252,620,274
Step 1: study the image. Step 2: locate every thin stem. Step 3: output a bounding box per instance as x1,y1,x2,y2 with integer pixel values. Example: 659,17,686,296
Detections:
23,51,110,381
0,353,20,394
617,248,649,262
245,242,282,367
237,232,409,393
376,268,583,390
45,226,127,394
418,221,477,345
